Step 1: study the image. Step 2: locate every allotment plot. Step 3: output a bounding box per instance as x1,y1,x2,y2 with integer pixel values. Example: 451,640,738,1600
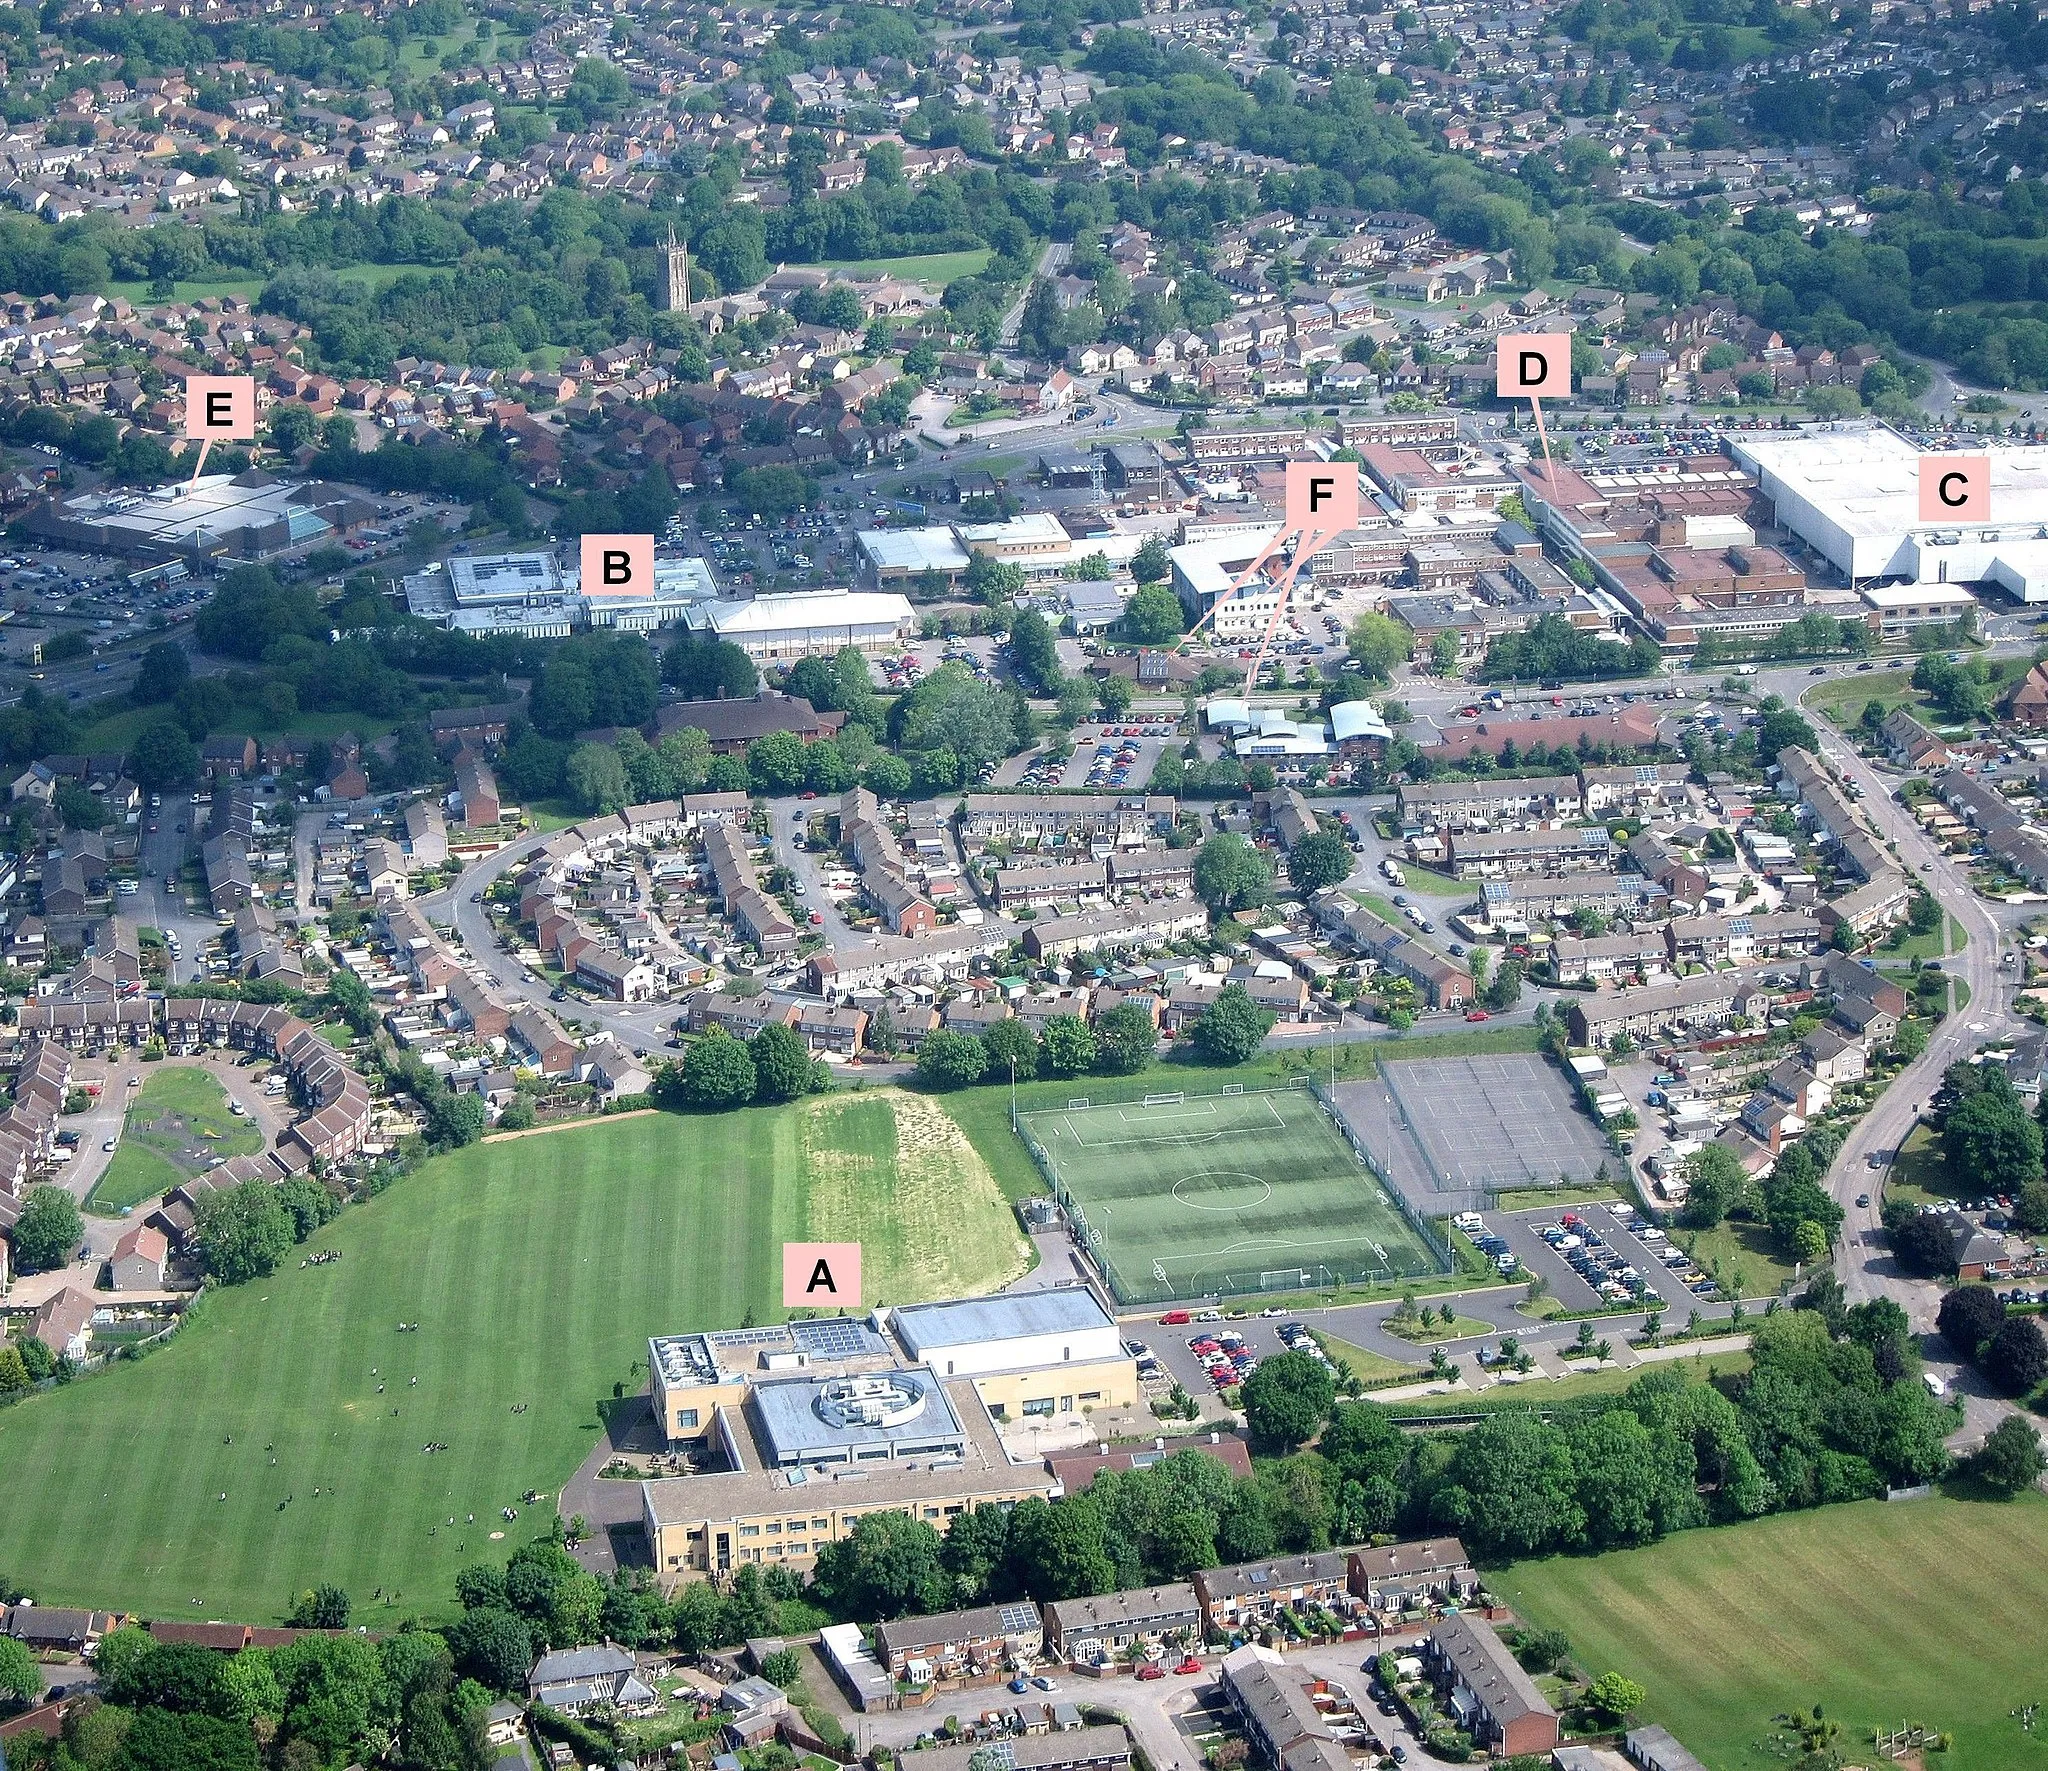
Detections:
1018,1086,1444,1305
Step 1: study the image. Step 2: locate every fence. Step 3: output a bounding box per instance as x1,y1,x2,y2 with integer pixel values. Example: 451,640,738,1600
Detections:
1016,1078,1453,1306
1308,1076,1457,1272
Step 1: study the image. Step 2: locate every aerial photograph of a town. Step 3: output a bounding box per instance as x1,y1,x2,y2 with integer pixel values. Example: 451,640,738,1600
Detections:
3,0,2048,1763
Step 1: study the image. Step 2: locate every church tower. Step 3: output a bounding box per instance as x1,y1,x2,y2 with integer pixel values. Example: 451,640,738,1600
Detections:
665,224,690,314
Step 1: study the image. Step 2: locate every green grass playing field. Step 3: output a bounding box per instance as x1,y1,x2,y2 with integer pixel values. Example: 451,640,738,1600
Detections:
0,1091,1026,1621
1018,1088,1439,1304
87,1065,263,1217
1497,1494,2048,1771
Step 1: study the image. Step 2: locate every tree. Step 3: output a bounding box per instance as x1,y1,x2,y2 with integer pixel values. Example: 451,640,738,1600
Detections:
751,1022,815,1104
1004,1495,1114,1602
0,1634,36,1706
681,1029,757,1109
447,1607,532,1692
1007,608,1061,694
1791,1219,1829,1266
424,1089,487,1151
1286,831,1352,897
9,1185,80,1274
1125,582,1184,644
133,640,190,704
1346,612,1411,681
982,1017,1038,1078
287,1584,351,1629
748,730,809,793
1093,1002,1158,1075
1969,1414,2046,1496
1985,1315,2048,1395
1098,675,1134,718
1678,1143,1748,1229
1938,1284,2006,1356
565,742,628,815
1193,834,1270,914
108,1709,259,1771
916,1029,989,1090
195,1178,296,1284
1192,985,1275,1065
812,1511,949,1621
1893,1210,1959,1277
1132,536,1172,585
1946,1089,2044,1196
1755,708,1817,768
1438,1414,1584,1558
1240,1349,1336,1451
1586,1672,1647,1724
128,719,200,791
964,555,1026,606
1039,1014,1096,1078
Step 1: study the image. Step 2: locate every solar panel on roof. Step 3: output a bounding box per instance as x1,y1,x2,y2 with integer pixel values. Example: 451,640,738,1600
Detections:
998,1603,1040,1633
790,1317,877,1358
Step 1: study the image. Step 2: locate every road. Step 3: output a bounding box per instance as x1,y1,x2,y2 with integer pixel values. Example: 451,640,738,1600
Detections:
421,839,678,1051
1794,683,2032,1449
998,240,1071,349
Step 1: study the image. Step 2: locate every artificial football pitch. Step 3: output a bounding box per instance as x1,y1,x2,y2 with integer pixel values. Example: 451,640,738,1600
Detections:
0,1091,1026,1620
1018,1087,1443,1304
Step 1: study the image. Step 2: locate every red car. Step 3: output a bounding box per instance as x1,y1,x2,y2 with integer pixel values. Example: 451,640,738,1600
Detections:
1160,1310,1191,1326
1136,1666,1166,1682
1175,1660,1205,1676
1465,1009,1490,1021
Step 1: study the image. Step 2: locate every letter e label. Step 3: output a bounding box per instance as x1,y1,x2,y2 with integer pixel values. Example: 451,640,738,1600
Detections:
184,376,256,441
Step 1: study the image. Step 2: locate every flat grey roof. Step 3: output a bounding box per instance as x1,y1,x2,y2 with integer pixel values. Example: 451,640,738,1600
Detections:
748,1366,965,1462
892,1288,1113,1356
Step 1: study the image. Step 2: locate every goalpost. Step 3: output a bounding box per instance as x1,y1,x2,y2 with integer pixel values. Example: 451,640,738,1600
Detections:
1143,1092,1186,1107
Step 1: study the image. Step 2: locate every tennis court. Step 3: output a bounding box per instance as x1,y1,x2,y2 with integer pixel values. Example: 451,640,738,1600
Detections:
1017,1086,1445,1305
1330,1053,1612,1218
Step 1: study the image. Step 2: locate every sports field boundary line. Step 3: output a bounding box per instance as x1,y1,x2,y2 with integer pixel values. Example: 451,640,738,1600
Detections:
482,1108,660,1143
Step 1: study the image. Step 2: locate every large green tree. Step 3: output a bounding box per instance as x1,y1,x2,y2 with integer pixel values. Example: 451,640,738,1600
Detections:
681,1029,757,1109
1192,985,1275,1064
812,1511,949,1620
9,1184,81,1274
1240,1349,1336,1452
1192,834,1270,914
194,1178,296,1285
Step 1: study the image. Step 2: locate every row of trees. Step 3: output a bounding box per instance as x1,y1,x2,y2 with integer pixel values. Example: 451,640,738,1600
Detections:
652,1024,830,1113
913,984,1278,1092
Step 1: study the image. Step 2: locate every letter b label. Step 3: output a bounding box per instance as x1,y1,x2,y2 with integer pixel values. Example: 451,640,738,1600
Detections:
580,533,654,598
1918,456,1989,521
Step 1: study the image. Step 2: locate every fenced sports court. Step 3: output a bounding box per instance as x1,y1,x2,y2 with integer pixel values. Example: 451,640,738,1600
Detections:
1016,1082,1449,1306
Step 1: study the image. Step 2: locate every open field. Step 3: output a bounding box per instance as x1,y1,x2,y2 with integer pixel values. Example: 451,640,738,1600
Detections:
822,249,990,287
1020,1086,1438,1303
1675,1216,1799,1301
0,1093,1024,1619
109,274,267,307
1807,669,1919,726
86,1066,263,1217
1497,1494,2048,1771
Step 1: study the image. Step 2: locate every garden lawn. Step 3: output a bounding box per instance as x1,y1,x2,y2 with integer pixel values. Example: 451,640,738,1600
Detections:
1496,1493,2048,1771
0,1093,1025,1620
1675,1216,1799,1301
821,248,990,287
85,1065,262,1216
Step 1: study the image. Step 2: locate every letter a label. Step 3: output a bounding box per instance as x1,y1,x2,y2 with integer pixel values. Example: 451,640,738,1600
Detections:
784,1242,862,1308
